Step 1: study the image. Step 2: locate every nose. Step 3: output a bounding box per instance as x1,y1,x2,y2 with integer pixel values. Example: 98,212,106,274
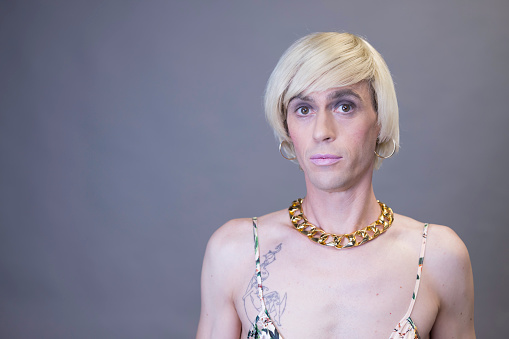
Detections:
312,110,336,142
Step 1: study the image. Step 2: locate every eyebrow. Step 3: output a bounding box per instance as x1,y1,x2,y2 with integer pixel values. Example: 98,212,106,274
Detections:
288,89,363,105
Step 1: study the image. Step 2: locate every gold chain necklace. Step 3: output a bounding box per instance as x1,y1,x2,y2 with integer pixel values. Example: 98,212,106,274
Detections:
288,198,394,249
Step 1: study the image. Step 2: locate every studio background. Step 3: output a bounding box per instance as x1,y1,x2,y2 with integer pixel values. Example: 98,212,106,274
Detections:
1,1,508,338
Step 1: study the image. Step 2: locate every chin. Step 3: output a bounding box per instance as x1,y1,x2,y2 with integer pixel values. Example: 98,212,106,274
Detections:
306,173,353,193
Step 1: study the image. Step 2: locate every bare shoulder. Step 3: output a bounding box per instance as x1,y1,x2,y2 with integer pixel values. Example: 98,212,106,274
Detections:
419,224,474,335
204,209,289,276
207,208,288,248
208,218,253,249
257,208,290,232
392,213,428,233
395,215,475,335
405,219,474,319
202,212,287,300
395,214,473,299
204,218,254,272
198,218,256,338
425,223,471,274
424,223,472,298
395,214,468,250
394,214,471,282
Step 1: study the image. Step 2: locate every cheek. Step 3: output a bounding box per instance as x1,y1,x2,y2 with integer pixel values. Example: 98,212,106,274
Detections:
349,121,379,151
348,120,372,138
287,118,302,148
289,133,303,156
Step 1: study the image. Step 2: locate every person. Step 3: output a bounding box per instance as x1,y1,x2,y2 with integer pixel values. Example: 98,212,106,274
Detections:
196,32,475,338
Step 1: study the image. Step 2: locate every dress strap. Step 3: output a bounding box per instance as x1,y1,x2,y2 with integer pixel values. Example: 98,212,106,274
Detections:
251,217,267,309
402,223,429,319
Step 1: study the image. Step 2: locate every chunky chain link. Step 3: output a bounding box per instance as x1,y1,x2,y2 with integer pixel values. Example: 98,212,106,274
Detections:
288,198,394,249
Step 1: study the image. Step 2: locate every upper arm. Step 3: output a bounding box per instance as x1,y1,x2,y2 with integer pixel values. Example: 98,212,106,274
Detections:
196,220,248,339
428,226,475,338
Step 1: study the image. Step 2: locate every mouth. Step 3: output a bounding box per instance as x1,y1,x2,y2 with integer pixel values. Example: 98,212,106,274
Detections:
309,154,342,166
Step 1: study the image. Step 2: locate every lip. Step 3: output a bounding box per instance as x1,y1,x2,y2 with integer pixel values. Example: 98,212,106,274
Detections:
309,154,342,166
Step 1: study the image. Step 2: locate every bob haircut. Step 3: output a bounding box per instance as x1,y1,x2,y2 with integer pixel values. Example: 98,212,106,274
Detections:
264,32,399,169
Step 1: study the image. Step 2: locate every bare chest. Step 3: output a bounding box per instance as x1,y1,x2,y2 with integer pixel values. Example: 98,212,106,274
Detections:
234,238,438,338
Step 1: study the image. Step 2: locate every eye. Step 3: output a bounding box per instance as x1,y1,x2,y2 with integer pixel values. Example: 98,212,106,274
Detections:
337,103,352,113
297,106,310,115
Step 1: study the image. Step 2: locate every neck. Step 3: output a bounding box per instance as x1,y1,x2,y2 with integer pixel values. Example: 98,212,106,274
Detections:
301,178,381,235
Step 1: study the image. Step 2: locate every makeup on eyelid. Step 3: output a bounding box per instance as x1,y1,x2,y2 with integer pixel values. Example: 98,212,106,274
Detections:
290,101,356,116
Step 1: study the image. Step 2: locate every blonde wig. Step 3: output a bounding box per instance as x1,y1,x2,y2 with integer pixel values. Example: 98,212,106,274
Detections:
265,32,399,168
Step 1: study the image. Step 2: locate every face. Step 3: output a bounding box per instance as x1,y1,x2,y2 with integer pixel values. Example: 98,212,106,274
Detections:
286,81,380,193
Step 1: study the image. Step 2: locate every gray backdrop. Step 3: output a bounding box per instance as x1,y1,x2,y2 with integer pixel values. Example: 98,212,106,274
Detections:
1,1,508,338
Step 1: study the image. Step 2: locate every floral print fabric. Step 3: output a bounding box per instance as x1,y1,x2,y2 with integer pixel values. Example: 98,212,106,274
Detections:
247,218,282,339
389,223,428,339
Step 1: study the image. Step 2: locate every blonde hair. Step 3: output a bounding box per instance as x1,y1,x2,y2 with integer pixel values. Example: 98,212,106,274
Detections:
264,32,399,168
